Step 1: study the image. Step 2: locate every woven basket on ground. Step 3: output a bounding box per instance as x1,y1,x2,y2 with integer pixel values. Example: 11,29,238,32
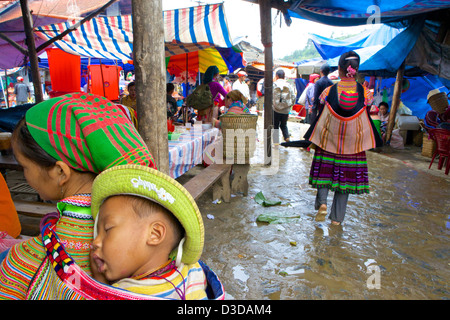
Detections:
220,114,258,164
428,92,449,114
422,132,436,158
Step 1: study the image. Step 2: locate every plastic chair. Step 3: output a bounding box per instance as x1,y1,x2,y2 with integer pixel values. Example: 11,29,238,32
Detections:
428,128,450,174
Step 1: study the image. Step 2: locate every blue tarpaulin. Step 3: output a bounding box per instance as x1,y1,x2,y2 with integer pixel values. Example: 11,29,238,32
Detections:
325,19,425,74
288,0,450,80
303,18,449,119
288,0,450,27
371,75,448,119
310,24,403,61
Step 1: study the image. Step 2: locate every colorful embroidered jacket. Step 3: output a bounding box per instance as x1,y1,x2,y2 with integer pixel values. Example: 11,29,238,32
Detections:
0,195,93,300
113,261,208,300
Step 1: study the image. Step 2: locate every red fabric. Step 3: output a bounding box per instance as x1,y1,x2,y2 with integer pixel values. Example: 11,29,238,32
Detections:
46,48,81,93
0,174,21,238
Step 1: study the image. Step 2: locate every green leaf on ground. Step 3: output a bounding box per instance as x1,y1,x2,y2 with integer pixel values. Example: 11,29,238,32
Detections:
254,191,282,207
256,212,300,224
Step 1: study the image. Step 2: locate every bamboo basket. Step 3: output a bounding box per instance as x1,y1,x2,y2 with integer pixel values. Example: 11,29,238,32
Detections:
428,91,449,114
220,114,258,164
422,132,436,158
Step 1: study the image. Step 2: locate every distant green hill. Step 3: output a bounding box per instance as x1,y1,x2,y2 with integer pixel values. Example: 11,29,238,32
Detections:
279,39,321,63
279,32,360,63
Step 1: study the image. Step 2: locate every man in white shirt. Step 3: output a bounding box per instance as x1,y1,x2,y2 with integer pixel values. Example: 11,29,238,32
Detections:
14,76,30,105
232,70,250,102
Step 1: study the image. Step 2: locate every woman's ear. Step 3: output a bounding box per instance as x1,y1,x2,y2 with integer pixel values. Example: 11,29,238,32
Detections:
49,161,72,187
146,221,167,246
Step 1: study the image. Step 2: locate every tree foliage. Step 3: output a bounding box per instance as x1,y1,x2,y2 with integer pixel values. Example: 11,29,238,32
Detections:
279,39,321,63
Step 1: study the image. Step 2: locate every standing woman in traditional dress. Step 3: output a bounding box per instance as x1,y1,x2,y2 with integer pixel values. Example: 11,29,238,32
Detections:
0,93,156,299
197,66,228,123
304,51,382,225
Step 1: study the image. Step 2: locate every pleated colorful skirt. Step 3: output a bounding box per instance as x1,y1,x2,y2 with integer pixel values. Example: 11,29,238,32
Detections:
309,147,370,194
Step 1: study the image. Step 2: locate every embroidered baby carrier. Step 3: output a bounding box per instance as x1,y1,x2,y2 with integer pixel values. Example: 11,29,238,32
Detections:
26,215,225,300
308,83,377,154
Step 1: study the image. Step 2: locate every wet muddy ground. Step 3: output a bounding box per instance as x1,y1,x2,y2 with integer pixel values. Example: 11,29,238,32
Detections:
191,119,450,300
5,118,449,300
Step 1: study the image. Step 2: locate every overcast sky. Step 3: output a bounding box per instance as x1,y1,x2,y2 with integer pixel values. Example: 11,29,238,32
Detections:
162,0,378,60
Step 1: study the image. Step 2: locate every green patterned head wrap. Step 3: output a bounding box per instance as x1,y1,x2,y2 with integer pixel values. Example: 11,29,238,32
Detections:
25,92,156,173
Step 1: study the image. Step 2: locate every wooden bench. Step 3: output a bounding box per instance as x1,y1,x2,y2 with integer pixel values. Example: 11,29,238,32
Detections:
14,200,57,218
183,163,232,202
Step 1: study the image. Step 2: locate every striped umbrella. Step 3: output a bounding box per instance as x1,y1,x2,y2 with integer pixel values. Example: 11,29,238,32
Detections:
34,4,234,61
165,46,245,82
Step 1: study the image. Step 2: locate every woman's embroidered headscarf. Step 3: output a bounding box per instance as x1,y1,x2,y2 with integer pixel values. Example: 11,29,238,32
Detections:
309,73,320,84
25,92,156,173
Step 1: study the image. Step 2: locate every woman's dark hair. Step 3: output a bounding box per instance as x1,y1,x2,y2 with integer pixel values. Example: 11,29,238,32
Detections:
378,101,389,110
12,117,57,168
275,69,285,79
338,51,360,72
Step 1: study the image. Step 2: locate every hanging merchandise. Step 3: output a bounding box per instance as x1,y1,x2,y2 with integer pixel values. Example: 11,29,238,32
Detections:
46,48,81,97
88,64,122,101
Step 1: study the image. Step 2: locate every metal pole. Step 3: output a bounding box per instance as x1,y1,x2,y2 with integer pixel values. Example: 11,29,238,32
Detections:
20,0,43,103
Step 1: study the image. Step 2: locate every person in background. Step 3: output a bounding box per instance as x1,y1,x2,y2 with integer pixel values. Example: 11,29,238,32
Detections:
14,77,30,106
213,90,250,128
378,102,390,123
198,66,228,123
304,51,382,226
7,83,15,108
119,81,138,128
232,70,250,103
166,83,178,119
273,69,296,143
378,101,390,141
223,76,232,93
304,74,320,124
312,63,333,123
120,81,137,111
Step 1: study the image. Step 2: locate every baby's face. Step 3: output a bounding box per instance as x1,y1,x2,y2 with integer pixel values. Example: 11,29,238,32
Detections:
91,196,154,282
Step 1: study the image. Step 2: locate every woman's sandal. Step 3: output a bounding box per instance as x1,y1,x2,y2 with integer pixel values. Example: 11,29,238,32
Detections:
315,208,327,222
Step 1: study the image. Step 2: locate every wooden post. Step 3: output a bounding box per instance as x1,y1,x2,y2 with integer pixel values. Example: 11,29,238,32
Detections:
132,0,169,173
20,0,43,103
259,0,273,165
385,61,405,143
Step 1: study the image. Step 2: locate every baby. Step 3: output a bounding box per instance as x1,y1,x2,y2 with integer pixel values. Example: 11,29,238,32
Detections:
90,164,208,300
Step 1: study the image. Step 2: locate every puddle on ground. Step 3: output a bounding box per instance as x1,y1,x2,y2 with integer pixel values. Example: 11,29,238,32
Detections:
199,120,450,300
